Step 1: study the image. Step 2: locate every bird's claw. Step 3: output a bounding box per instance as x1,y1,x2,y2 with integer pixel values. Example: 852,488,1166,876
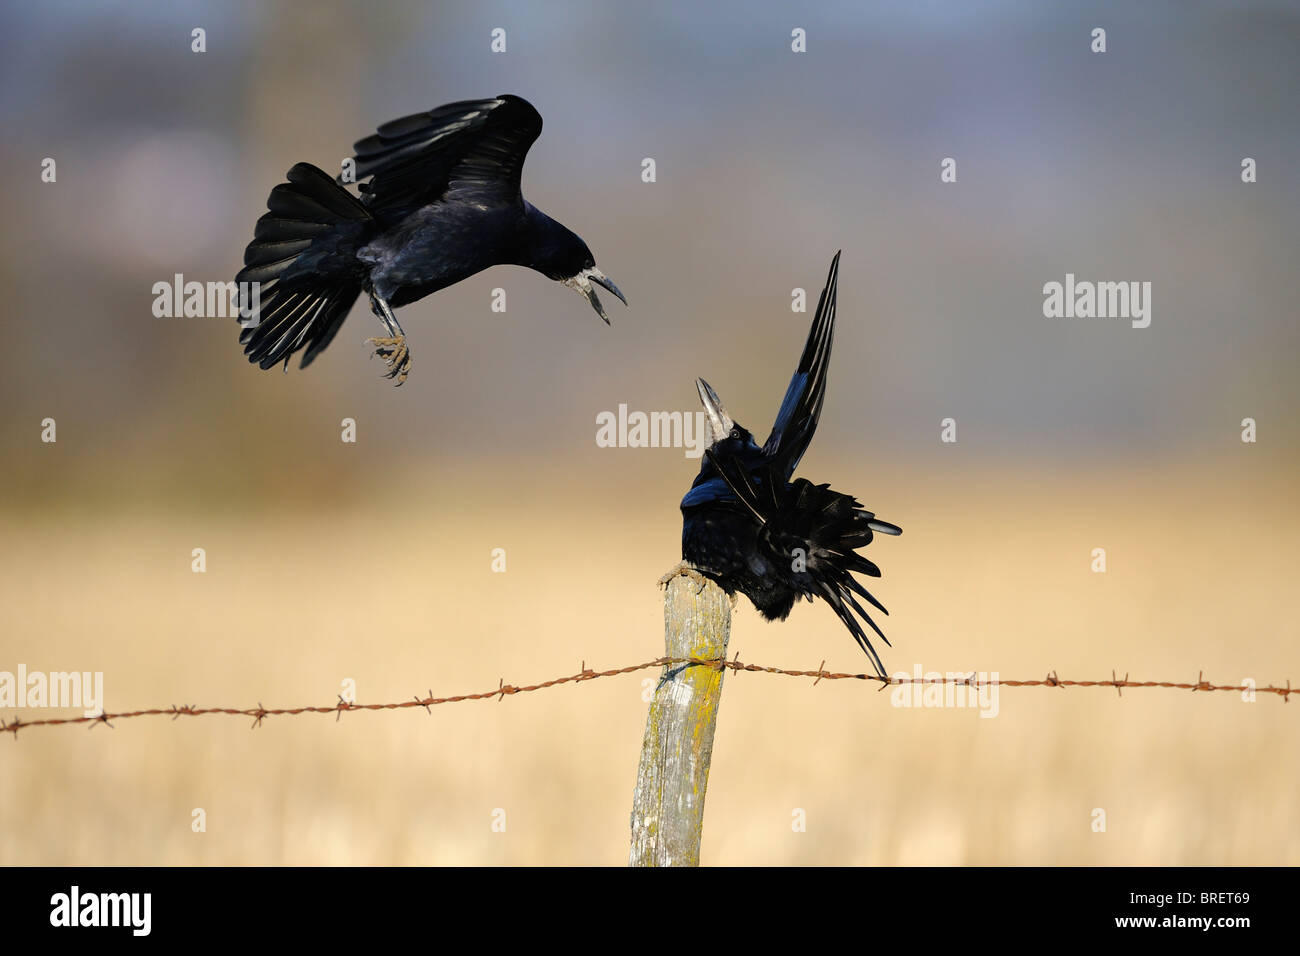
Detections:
366,336,411,386
657,561,716,596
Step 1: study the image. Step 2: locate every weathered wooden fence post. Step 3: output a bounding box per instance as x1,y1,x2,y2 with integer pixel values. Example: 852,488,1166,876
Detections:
629,571,732,866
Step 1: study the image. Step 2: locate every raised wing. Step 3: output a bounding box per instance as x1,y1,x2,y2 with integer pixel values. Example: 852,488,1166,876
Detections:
761,251,840,478
340,95,543,218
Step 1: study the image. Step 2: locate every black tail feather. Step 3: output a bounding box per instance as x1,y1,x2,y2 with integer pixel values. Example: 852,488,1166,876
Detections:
236,163,372,371
841,587,892,648
844,575,890,617
816,579,887,678
766,476,899,673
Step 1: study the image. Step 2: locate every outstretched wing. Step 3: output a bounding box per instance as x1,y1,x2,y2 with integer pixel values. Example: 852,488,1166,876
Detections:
761,251,840,479
341,95,543,218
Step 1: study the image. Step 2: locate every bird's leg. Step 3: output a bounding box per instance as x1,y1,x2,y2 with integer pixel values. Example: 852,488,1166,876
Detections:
657,561,717,596
366,293,412,385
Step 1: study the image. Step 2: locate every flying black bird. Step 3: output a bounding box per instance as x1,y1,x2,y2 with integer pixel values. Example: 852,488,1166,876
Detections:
671,252,902,676
235,94,625,384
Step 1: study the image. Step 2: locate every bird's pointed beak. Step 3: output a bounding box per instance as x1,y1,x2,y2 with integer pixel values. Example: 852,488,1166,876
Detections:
564,267,627,325
695,377,734,444
589,268,627,307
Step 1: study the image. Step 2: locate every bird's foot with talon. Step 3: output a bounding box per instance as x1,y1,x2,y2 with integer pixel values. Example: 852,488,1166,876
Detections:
366,336,411,386
657,561,715,595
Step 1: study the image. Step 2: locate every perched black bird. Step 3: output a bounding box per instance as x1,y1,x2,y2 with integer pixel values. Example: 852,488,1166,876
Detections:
235,95,625,384
672,252,902,676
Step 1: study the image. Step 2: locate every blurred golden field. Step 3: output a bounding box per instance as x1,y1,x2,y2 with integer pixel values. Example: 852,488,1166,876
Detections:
2,459,1295,865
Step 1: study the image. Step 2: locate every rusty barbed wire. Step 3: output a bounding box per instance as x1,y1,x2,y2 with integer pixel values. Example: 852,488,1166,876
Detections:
0,658,1291,737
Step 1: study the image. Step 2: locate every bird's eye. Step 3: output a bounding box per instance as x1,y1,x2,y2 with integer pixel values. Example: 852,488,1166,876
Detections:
730,428,739,439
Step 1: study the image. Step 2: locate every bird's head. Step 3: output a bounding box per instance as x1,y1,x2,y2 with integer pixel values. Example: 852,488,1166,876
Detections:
695,378,758,454
525,210,626,324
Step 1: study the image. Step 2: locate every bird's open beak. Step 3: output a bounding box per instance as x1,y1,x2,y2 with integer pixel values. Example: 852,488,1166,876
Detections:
695,377,734,444
564,267,627,325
